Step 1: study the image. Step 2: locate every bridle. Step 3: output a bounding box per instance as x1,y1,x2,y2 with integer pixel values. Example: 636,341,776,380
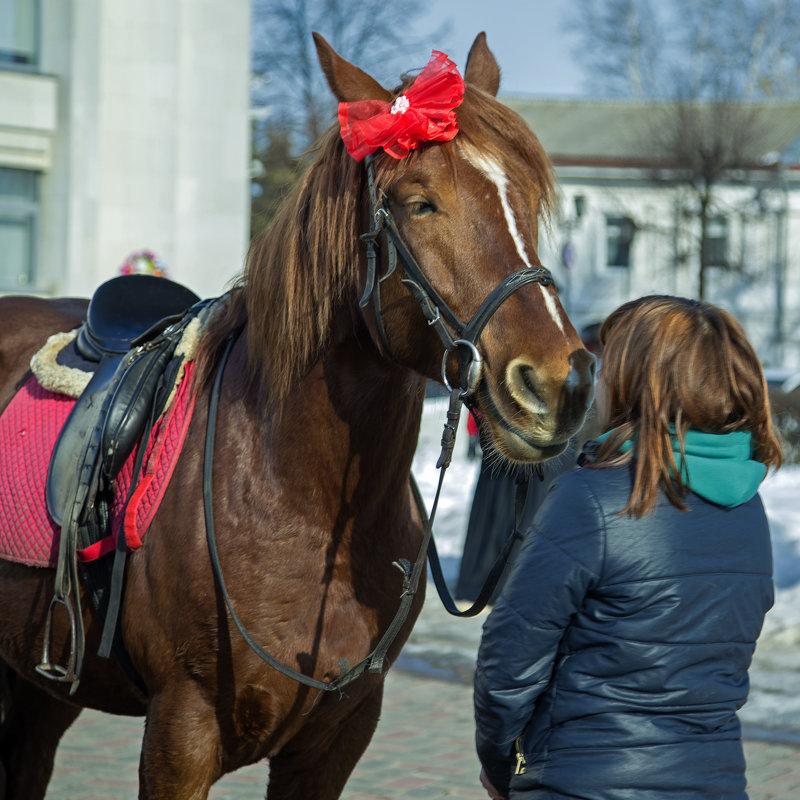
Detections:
203,153,554,693
358,152,549,614
358,153,555,399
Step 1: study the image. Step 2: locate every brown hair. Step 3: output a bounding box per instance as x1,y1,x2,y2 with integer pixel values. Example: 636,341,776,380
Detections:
591,295,782,516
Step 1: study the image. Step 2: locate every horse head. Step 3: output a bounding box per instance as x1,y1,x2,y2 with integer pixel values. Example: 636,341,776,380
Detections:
313,33,595,464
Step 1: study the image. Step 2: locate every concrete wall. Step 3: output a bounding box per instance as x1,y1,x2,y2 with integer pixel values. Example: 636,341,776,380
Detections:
2,0,250,299
0,70,58,169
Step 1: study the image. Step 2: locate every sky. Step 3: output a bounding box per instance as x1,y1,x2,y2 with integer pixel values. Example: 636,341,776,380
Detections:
411,1,586,97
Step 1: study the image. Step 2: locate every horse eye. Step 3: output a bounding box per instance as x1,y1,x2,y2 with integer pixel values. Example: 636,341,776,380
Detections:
409,200,437,217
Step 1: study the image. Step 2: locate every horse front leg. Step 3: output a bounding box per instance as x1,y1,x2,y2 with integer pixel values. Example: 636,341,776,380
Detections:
266,678,385,800
138,684,229,800
0,665,82,800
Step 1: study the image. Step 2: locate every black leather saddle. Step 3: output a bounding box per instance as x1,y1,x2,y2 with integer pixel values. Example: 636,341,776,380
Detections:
75,274,201,361
46,275,202,526
37,274,204,692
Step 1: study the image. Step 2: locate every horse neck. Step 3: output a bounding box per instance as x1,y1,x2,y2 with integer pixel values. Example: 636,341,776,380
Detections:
259,323,427,529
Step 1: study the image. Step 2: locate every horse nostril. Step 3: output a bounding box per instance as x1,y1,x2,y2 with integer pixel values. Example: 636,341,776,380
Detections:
520,365,535,394
509,363,548,415
506,352,595,419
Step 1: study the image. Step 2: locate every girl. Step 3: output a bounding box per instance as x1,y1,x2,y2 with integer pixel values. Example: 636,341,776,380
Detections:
474,296,782,800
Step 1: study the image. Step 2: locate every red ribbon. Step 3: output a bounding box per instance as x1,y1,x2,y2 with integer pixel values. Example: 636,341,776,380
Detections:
338,50,466,161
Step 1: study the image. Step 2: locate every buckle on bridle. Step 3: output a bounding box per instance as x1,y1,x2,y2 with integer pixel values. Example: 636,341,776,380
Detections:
441,339,482,398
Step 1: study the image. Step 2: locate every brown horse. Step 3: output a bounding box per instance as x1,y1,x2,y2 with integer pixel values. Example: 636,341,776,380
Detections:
0,33,594,800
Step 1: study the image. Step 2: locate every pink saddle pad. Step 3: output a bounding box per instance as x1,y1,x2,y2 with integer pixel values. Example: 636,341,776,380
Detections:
0,362,196,567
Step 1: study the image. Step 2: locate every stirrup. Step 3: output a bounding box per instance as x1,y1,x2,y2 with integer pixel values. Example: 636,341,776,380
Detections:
35,594,79,686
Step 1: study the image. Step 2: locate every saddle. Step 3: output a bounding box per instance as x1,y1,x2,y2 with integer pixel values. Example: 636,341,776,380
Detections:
37,274,203,693
46,275,201,525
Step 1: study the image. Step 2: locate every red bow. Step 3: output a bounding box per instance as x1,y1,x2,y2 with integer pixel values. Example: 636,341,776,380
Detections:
338,51,465,161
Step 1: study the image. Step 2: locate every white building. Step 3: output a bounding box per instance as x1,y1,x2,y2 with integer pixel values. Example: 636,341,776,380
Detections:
506,98,800,370
0,0,251,301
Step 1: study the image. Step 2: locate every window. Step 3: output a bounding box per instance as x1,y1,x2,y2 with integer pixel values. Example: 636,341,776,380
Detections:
606,216,635,268
0,168,38,289
0,0,38,68
703,215,728,267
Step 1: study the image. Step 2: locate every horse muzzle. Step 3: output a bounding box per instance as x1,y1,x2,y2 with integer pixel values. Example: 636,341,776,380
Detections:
478,348,596,463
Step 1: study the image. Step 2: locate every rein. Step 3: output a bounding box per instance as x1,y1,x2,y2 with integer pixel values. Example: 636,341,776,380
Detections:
358,152,548,616
203,153,551,691
203,329,454,692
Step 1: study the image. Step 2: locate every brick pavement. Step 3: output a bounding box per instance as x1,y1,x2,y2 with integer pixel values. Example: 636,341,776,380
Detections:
44,667,800,799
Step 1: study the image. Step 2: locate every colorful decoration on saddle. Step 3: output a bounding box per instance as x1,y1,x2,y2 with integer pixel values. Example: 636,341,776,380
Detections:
338,50,465,161
119,248,168,278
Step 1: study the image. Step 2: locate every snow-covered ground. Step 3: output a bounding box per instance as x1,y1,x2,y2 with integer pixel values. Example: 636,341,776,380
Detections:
406,397,800,742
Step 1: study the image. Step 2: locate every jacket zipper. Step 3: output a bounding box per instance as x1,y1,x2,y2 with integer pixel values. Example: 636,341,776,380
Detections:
514,734,527,775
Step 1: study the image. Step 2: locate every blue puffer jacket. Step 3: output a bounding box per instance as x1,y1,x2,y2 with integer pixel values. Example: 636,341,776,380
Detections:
474,450,774,799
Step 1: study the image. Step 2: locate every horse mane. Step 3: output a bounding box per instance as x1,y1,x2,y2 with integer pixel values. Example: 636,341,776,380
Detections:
196,82,556,410
195,126,366,408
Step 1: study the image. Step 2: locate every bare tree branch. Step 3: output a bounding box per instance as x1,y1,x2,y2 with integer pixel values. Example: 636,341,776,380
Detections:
565,0,799,299
249,0,451,235
568,0,800,101
566,0,664,98
251,0,449,150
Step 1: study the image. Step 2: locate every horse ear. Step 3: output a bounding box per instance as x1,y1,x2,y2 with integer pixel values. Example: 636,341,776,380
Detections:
313,32,393,103
463,32,501,96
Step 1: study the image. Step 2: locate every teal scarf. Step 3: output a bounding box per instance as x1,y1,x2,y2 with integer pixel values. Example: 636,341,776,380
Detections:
595,428,766,507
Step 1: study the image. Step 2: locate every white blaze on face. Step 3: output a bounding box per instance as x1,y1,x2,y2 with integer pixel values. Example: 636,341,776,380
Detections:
460,144,565,334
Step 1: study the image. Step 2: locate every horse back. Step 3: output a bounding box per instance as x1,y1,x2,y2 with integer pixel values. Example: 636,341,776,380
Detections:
0,295,87,410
